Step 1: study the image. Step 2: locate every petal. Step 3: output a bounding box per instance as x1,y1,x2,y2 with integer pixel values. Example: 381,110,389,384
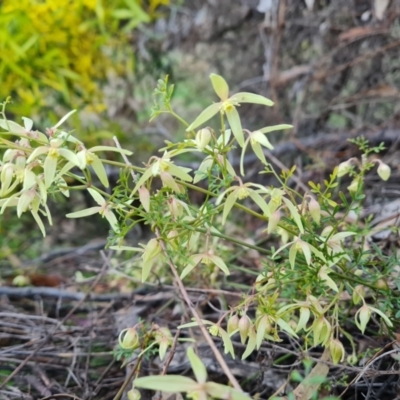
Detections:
0,119,26,134
222,191,237,225
210,73,230,100
282,197,304,233
89,146,133,156
259,124,293,134
91,156,109,187
87,188,106,206
58,148,79,166
167,163,192,182
289,243,297,269
206,382,250,400
131,167,154,196
230,92,274,106
250,142,267,166
31,209,46,237
180,254,204,280
104,209,119,232
241,327,257,360
134,376,198,392
23,169,37,191
22,117,33,131
248,190,271,217
225,107,244,147
210,255,230,275
44,156,57,188
240,138,250,176
66,207,101,218
186,103,221,132
17,190,35,217
27,146,49,163
160,171,182,193
251,131,274,150
53,110,77,129
187,347,207,384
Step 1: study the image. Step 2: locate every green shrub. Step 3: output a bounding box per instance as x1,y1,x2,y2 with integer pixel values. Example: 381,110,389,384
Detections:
0,0,168,118
0,74,396,399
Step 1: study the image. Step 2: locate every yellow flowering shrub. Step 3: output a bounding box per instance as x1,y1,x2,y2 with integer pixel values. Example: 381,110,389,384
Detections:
0,0,169,116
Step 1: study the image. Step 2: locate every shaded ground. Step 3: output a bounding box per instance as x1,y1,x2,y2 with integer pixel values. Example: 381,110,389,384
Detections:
1,1,400,399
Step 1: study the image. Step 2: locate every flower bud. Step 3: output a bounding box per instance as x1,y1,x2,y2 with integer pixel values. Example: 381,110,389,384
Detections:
238,314,251,344
167,196,184,218
377,162,391,181
375,278,389,290
119,327,139,349
138,186,150,212
127,388,141,400
227,314,240,335
267,210,281,234
355,304,371,334
347,178,359,193
337,159,352,177
312,316,331,346
308,196,321,225
329,338,345,364
195,128,212,150
352,285,365,305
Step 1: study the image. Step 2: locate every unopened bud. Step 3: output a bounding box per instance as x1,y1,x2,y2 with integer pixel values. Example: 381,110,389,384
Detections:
375,278,389,290
267,210,281,234
195,128,212,150
308,196,321,225
119,327,139,349
227,314,240,335
352,285,365,305
337,159,353,177
377,162,391,181
138,186,150,212
347,179,359,193
127,388,141,400
238,314,251,344
355,304,371,334
329,338,345,364
312,316,331,346
168,197,184,218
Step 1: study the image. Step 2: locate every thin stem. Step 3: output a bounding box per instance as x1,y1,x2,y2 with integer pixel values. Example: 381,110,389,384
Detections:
155,228,243,392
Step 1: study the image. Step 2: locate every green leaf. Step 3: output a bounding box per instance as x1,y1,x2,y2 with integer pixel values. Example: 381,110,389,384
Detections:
134,376,198,392
230,92,274,106
210,74,230,100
